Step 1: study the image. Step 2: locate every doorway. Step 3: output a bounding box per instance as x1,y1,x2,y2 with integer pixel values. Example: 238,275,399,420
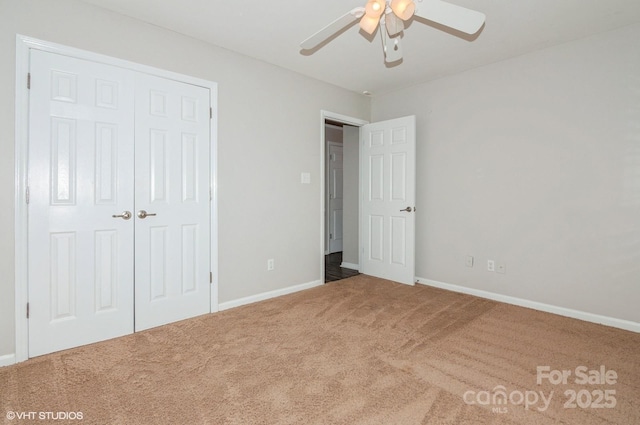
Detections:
320,111,417,286
322,114,364,282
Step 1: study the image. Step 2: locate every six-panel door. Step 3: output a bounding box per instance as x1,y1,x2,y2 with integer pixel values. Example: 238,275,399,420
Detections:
28,50,212,357
28,50,136,357
360,116,416,285
133,73,211,331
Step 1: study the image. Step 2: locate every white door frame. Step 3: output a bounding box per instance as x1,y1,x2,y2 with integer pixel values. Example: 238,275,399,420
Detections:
319,111,368,283
14,35,219,363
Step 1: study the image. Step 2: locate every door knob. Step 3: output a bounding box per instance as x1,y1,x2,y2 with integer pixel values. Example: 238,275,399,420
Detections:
137,210,157,219
400,206,414,212
112,211,132,220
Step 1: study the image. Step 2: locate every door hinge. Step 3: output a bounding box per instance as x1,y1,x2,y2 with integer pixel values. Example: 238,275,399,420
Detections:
26,302,30,319
27,73,31,89
26,186,30,204
210,272,213,284
210,107,213,119
329,233,333,240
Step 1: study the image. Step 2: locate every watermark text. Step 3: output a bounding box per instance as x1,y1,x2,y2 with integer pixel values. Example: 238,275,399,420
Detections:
6,411,83,421
463,365,618,414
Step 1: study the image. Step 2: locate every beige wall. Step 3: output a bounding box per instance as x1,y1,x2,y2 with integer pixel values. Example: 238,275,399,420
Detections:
372,24,640,323
342,126,360,266
0,0,370,357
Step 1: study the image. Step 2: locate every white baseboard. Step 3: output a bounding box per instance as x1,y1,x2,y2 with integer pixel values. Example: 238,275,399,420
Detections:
416,277,640,333
340,262,359,271
0,353,16,367
219,280,323,311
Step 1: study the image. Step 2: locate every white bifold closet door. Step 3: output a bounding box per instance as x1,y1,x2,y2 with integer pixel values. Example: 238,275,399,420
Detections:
27,49,211,357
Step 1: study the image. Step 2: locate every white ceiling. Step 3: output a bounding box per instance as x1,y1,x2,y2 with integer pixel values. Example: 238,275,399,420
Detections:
80,0,640,96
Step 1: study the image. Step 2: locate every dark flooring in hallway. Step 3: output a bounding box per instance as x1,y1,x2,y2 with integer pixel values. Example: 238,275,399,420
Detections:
325,252,359,283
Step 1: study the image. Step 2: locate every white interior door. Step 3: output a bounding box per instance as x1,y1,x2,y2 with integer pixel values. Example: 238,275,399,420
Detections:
28,50,135,357
133,73,211,331
328,143,344,253
360,116,416,285
27,50,213,356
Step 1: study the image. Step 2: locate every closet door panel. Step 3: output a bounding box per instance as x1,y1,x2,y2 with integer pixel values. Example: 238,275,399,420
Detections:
134,73,211,331
28,50,135,357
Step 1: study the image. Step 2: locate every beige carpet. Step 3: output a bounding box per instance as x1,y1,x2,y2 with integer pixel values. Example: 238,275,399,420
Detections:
1,275,639,424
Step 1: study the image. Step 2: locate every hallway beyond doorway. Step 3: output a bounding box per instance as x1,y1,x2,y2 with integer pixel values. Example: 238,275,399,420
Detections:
325,252,359,283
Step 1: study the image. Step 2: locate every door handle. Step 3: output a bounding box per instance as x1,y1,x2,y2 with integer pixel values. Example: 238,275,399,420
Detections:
400,207,414,212
137,210,157,219
112,211,132,220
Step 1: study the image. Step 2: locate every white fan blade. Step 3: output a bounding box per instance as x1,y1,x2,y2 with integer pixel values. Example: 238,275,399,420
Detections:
415,0,485,35
384,35,403,63
300,7,365,50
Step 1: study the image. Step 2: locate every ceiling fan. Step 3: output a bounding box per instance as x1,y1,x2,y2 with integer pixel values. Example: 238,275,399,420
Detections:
300,0,485,64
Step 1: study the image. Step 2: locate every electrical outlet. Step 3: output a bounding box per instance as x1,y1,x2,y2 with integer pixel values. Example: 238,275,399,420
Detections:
497,264,506,274
465,255,474,268
487,260,495,272
267,259,275,271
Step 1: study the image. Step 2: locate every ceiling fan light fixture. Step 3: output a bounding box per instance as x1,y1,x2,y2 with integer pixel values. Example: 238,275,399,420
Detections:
364,0,386,18
390,0,415,21
359,14,381,34
385,11,404,36
300,0,486,64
